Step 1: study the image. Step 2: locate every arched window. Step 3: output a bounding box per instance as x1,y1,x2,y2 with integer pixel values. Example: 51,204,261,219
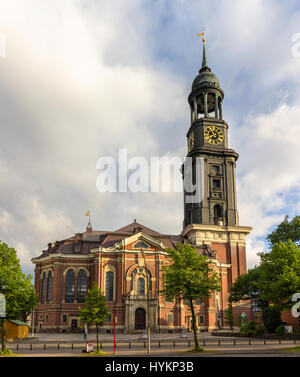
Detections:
105,271,114,302
214,204,222,218
47,271,52,302
41,272,47,303
65,269,75,303
77,269,87,303
137,278,145,295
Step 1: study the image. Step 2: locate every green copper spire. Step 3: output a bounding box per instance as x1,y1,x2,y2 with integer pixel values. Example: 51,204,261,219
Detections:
202,39,208,69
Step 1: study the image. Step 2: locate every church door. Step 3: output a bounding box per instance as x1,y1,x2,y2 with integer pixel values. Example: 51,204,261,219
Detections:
135,308,146,330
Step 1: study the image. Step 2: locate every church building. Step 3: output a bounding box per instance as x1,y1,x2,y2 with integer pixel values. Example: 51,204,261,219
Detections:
32,38,253,334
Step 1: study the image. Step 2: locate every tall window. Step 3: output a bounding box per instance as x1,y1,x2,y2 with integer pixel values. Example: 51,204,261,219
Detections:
214,204,222,218
137,278,145,295
47,271,52,302
65,269,75,303
77,269,87,303
105,271,114,301
41,272,47,303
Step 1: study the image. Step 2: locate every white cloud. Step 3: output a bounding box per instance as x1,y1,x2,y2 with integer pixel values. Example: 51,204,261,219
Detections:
0,0,300,275
236,103,300,267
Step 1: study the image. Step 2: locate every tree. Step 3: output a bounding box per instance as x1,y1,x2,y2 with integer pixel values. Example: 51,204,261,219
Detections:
78,283,109,352
161,243,221,352
267,215,300,248
0,241,37,321
257,241,300,312
261,306,283,333
229,266,268,311
230,240,300,331
224,301,234,331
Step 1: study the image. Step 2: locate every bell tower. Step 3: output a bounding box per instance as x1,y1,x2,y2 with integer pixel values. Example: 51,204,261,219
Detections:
182,36,252,287
183,36,240,229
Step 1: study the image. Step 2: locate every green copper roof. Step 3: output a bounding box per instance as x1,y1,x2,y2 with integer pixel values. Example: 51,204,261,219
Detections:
191,42,221,90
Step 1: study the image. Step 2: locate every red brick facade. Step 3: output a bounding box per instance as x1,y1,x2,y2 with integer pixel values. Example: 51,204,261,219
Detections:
32,221,254,334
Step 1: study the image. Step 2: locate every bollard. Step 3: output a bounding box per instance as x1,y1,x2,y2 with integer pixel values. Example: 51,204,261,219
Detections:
203,340,205,347
249,339,251,345
44,344,46,350
30,343,32,350
129,342,131,349
72,343,73,349
158,341,160,348
264,339,266,345
173,341,175,348
218,339,221,347
233,339,235,346
57,344,60,350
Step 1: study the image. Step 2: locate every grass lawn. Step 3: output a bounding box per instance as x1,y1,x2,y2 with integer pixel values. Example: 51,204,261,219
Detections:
80,349,111,356
180,348,219,355
280,346,300,353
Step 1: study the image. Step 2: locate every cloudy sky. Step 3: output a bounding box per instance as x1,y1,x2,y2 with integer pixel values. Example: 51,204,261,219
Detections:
0,0,300,277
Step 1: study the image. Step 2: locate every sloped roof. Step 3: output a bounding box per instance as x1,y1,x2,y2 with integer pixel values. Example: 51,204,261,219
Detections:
114,221,163,236
8,319,28,327
33,220,184,260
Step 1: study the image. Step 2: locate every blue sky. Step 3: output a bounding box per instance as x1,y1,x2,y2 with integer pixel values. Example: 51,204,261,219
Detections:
0,0,300,277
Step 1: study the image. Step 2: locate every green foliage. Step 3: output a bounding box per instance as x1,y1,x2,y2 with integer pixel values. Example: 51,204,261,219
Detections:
239,321,257,336
229,267,267,309
239,321,266,336
262,306,283,333
0,241,37,321
161,243,221,303
255,324,267,335
224,303,234,330
0,348,12,355
161,243,221,352
78,283,109,351
258,241,300,311
78,283,109,327
275,324,285,335
267,215,300,248
230,225,300,320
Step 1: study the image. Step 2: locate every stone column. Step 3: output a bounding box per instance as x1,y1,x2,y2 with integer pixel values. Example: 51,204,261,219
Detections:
193,97,198,121
204,92,208,117
215,93,219,118
219,99,223,120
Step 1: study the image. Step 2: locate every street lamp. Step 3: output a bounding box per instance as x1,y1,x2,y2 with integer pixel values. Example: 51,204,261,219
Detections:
114,315,117,355
140,249,150,355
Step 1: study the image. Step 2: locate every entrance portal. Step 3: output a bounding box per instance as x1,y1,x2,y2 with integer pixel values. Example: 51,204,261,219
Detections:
135,308,146,330
71,319,78,332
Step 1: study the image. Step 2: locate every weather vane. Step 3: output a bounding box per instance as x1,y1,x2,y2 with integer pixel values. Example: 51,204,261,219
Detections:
197,31,206,45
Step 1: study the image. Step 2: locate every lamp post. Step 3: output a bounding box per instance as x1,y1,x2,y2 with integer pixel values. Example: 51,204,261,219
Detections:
140,250,150,355
0,294,6,352
114,315,117,355
32,307,34,337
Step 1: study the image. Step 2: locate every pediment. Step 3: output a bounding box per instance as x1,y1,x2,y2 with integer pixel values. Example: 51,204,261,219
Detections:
113,232,167,252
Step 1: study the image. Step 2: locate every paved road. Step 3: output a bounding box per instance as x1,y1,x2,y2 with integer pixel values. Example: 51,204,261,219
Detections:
3,332,300,357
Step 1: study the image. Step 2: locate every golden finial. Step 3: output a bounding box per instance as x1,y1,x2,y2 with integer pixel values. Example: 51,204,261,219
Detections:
197,31,206,45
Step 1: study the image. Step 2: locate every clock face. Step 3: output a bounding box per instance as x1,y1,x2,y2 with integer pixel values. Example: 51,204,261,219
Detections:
188,132,194,152
204,126,224,145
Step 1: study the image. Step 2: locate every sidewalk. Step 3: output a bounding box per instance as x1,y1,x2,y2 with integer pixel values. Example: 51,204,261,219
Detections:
9,346,300,358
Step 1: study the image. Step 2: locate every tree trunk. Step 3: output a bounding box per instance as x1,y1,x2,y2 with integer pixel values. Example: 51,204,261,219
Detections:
96,324,99,352
1,318,6,352
189,297,200,351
